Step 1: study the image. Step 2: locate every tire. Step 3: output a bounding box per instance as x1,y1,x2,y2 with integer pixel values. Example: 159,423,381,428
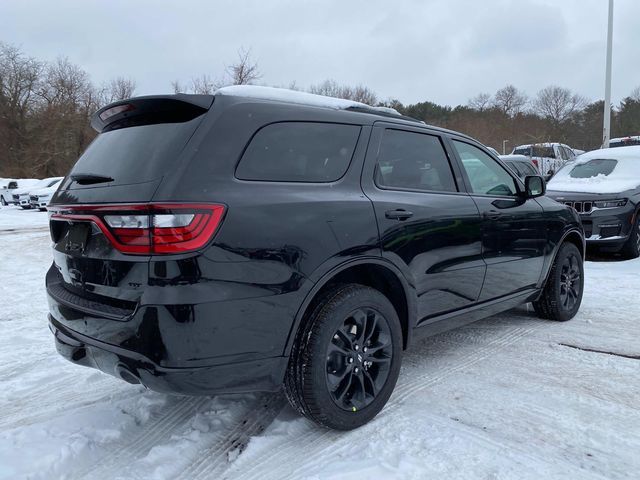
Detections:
533,242,584,321
620,214,640,259
284,284,403,430
0,196,6,206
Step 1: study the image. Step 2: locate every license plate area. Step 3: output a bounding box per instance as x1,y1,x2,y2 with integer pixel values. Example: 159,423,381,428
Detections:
65,222,91,253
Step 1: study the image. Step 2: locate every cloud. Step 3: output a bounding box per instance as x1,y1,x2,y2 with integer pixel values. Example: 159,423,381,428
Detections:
0,0,637,106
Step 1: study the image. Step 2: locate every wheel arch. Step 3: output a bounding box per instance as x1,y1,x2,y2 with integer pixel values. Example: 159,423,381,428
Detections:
284,258,417,356
540,228,585,288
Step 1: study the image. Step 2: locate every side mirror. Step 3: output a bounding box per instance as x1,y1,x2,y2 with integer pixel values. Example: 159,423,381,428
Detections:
523,175,545,198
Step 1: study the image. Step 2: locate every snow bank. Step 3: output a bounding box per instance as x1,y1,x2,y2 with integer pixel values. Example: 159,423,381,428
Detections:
216,85,400,115
547,146,640,194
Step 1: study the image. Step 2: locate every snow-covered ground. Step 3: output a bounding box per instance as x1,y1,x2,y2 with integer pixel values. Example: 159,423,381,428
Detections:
0,205,639,480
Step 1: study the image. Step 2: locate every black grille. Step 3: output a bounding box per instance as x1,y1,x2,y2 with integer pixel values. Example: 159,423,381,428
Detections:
564,201,593,214
12,194,19,201
30,195,38,201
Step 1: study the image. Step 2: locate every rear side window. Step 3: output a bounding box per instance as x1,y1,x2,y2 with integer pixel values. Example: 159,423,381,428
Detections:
236,122,361,182
375,129,457,192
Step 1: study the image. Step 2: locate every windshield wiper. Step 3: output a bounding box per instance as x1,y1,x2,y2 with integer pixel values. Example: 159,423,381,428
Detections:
70,173,114,185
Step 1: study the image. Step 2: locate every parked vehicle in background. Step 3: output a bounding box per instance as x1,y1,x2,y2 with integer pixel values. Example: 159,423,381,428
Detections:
499,155,541,180
609,136,640,148
547,146,640,258
46,86,585,430
29,178,64,210
13,177,64,209
0,179,40,206
511,143,577,178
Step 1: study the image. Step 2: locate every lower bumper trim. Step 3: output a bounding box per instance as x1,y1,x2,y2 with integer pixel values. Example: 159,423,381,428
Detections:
49,316,288,395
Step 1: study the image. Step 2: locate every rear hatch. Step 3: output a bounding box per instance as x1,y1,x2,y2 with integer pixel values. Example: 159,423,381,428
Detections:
48,95,215,318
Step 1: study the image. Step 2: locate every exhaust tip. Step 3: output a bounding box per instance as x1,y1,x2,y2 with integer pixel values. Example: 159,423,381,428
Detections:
116,365,141,385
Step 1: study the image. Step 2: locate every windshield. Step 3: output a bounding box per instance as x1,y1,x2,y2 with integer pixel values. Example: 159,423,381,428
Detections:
68,115,204,187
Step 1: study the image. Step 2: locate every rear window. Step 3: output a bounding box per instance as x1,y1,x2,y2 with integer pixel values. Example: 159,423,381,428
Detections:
68,116,204,187
569,159,617,178
513,146,556,158
236,122,360,182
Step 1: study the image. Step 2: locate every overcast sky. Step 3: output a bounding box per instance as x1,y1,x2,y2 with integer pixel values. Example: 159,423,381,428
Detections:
1,0,637,106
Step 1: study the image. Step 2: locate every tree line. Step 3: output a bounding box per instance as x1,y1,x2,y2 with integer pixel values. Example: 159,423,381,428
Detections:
1,41,639,178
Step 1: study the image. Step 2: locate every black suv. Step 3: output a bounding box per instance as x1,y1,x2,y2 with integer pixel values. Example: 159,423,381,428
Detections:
46,86,585,430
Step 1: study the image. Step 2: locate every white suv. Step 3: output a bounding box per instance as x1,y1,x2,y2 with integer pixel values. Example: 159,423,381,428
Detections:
28,178,64,210
12,178,63,209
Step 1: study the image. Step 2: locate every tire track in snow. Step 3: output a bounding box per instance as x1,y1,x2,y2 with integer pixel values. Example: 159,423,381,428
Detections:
175,392,287,480
74,396,209,480
226,321,541,480
0,374,129,430
0,226,49,235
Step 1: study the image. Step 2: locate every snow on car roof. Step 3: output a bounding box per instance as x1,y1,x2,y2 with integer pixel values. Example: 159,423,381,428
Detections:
216,85,401,116
513,142,564,148
547,146,640,194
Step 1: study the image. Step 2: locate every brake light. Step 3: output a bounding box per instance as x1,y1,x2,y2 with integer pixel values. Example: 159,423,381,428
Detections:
49,203,225,254
531,159,539,167
99,104,135,121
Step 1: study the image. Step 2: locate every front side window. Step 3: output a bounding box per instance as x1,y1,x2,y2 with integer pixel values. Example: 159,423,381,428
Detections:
236,122,360,182
453,141,518,196
375,129,457,192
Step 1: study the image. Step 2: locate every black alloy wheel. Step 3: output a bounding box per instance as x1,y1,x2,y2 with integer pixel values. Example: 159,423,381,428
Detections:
558,253,581,311
533,242,584,321
326,307,393,412
284,284,402,430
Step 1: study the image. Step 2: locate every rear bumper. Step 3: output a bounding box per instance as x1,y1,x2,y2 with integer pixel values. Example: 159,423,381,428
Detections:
49,316,288,395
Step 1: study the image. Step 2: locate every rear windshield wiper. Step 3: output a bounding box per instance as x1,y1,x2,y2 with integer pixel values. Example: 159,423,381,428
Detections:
70,173,114,185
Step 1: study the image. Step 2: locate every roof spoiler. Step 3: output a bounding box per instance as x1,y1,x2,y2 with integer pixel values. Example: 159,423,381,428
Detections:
91,94,214,133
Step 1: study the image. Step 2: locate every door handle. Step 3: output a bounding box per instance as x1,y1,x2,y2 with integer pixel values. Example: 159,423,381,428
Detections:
483,210,502,220
385,209,413,220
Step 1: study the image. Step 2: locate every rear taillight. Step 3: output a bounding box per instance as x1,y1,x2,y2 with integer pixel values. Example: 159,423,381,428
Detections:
531,159,539,168
49,203,225,254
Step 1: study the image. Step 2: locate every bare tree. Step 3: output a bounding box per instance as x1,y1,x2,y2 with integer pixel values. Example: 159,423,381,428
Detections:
0,43,44,175
629,86,640,102
468,93,492,112
492,85,528,116
190,74,217,94
226,47,261,86
533,85,588,125
0,42,43,117
309,79,378,105
171,79,185,94
100,76,136,105
37,57,93,109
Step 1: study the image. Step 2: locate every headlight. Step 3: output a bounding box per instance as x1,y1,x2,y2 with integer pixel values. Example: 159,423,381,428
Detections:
593,199,627,208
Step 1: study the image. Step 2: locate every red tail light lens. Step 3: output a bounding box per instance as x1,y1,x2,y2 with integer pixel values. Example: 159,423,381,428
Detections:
50,203,225,254
531,159,539,168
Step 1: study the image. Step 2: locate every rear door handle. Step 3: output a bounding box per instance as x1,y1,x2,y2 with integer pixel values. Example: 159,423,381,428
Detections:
385,209,413,221
483,210,502,220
